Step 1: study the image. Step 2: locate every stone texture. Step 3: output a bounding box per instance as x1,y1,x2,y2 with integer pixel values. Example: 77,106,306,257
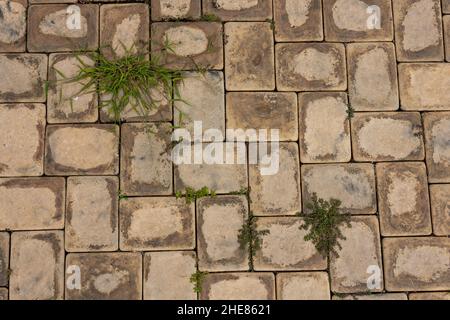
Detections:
445,16,450,61
197,195,248,272
298,92,351,162
377,162,431,236
276,272,330,300
65,176,118,252
351,112,425,161
423,112,450,183
120,123,172,196
0,232,9,287
383,237,450,291
0,178,65,230
393,0,444,61
226,92,298,142
301,164,377,215
151,0,200,21
430,184,450,236
28,4,99,52
10,231,64,300
0,288,7,300
30,0,76,2
249,143,301,216
324,0,393,41
409,292,450,300
334,293,408,300
444,0,450,13
65,252,142,300
45,125,119,175
120,197,195,251
48,54,98,123
0,0,27,52
200,273,275,300
0,104,45,176
0,54,47,102
254,217,327,271
276,43,347,91
224,22,275,91
347,42,399,111
203,0,272,21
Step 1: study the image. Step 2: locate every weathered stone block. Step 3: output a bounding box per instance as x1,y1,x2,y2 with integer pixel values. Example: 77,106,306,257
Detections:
0,0,27,52
203,0,272,21
444,0,450,13
0,288,7,300
409,292,450,300
276,272,330,300
334,293,408,300
444,16,450,61
430,184,450,236
0,232,9,287
151,0,200,21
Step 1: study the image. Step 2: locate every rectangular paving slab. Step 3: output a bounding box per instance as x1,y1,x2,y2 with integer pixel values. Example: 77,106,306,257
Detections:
151,0,201,21
445,16,450,61
202,0,272,21
0,0,27,52
0,232,9,287
429,184,450,236
409,292,450,300
276,272,330,300
0,288,7,300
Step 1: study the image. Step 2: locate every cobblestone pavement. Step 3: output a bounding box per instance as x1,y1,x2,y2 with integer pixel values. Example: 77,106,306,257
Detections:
0,0,450,300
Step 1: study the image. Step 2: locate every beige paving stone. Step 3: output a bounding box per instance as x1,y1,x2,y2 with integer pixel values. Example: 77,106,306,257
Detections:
224,22,275,91
398,63,450,110
151,22,223,70
197,195,249,272
65,252,142,300
151,0,200,21
48,54,98,123
301,164,377,215
249,143,301,216
334,293,408,300
144,251,196,300
330,216,383,293
0,232,9,287
120,123,172,196
273,0,323,41
254,217,327,271
0,54,47,102
347,42,399,111
383,237,450,291
0,178,65,231
376,162,432,236
120,197,195,251
323,0,393,42
200,273,275,300
409,292,450,300
351,112,425,161
226,92,297,142
10,231,64,300
0,288,7,300
298,92,351,163
276,43,347,91
0,0,27,52
393,0,444,61
0,104,45,176
203,0,272,21
430,184,450,236
29,0,76,2
423,112,450,183
27,4,99,52
45,124,119,176
444,0,450,13
65,176,118,252
445,16,450,61
276,272,330,300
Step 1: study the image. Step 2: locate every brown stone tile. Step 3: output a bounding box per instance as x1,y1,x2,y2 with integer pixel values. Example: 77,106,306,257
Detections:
30,0,76,2
0,288,7,300
430,184,450,236
409,292,450,300
0,0,27,52
203,0,272,21
151,0,200,21
445,16,450,61
334,293,407,300
444,0,450,13
276,272,330,300
0,232,9,287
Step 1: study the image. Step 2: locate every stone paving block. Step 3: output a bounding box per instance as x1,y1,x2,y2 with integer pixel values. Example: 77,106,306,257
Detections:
10,231,64,300
276,272,330,300
120,123,172,196
48,54,98,123
398,63,450,110
65,252,142,300
65,176,118,252
203,0,272,21
330,216,383,293
351,112,425,161
333,293,408,300
45,124,119,176
273,0,323,42
249,143,301,216
276,43,347,91
423,112,450,183
224,22,275,91
0,54,47,102
254,217,327,271
323,0,393,42
347,42,399,111
151,22,223,70
383,237,450,291
174,71,225,142
409,292,450,300
226,92,298,142
445,16,450,61
301,164,377,215
430,184,450,236
30,0,76,2
197,195,249,272
100,4,149,60
27,4,99,52
144,251,196,300
0,0,27,52
376,162,432,236
200,273,275,300
0,288,7,300
0,232,9,287
444,0,450,13
0,104,45,176
0,178,65,231
120,197,195,251
298,92,351,163
151,0,200,21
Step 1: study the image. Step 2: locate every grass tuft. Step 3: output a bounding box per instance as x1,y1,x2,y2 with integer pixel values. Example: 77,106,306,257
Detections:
175,186,216,204
190,270,208,294
238,212,269,270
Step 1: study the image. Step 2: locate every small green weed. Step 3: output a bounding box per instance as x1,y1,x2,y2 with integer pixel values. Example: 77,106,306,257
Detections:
190,270,208,293
346,104,355,119
175,186,216,204
238,212,269,269
200,13,221,22
118,190,128,200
